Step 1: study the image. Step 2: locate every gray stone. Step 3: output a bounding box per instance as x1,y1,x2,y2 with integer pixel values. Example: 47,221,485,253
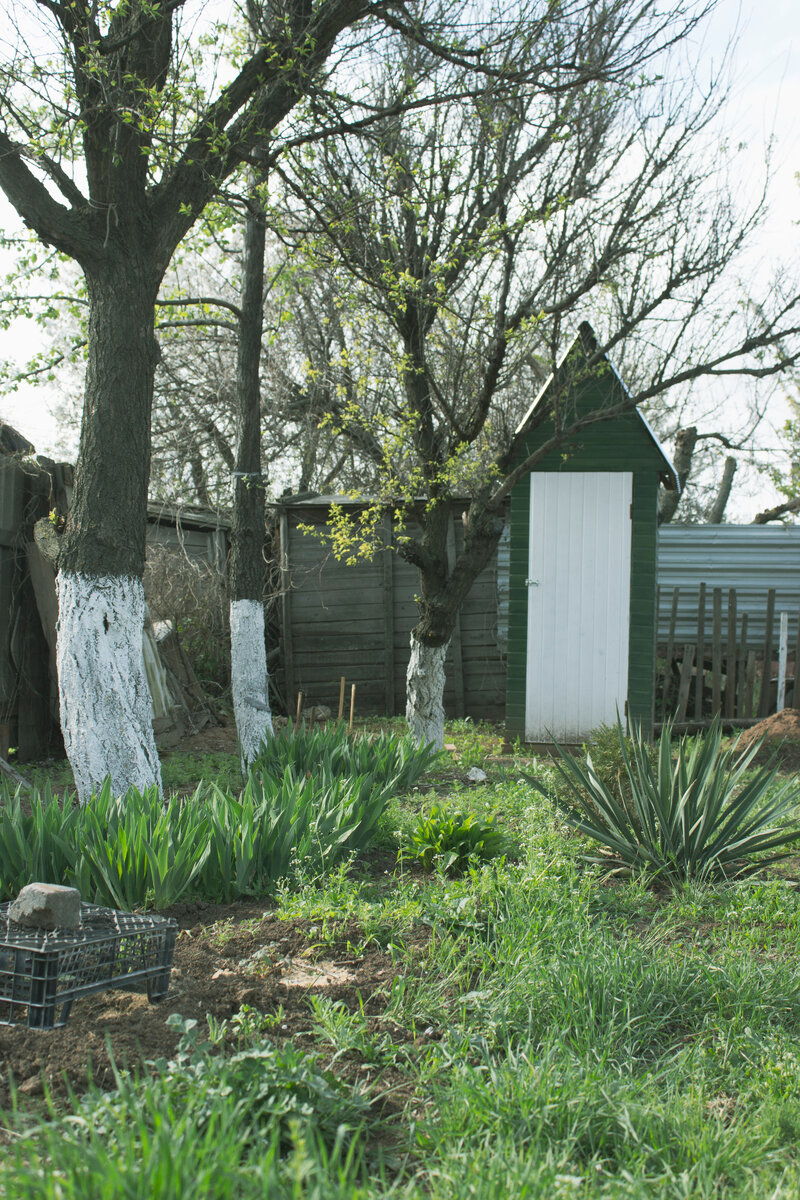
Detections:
9,883,82,930
466,766,488,783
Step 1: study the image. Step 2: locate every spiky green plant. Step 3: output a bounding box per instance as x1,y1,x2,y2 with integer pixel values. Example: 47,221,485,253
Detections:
250,723,440,794
527,716,800,882
0,727,439,909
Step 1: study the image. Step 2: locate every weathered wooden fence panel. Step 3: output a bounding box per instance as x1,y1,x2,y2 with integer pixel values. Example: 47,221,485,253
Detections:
280,502,506,720
657,584,797,726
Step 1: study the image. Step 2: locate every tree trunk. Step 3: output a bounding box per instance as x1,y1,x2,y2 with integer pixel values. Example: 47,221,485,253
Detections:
403,503,503,748
57,262,162,801
707,455,736,524
658,425,697,524
230,190,273,768
406,635,450,749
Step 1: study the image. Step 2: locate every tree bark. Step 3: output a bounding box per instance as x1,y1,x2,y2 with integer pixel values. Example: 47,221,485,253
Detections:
403,504,504,747
658,425,697,524
57,261,163,799
230,191,274,767
707,456,736,524
406,636,450,749
752,495,800,524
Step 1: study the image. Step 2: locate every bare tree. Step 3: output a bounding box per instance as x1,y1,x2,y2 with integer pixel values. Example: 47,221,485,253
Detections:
0,0,544,794
268,15,800,747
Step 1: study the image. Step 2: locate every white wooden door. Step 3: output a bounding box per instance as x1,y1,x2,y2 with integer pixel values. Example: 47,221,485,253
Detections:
525,472,632,742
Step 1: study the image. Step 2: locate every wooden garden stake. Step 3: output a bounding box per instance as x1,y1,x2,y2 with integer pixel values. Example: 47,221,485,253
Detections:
725,589,737,718
778,611,789,711
711,588,722,717
745,651,756,717
737,612,749,717
676,645,695,723
349,683,356,733
694,582,706,722
338,676,346,721
759,588,776,717
294,691,303,733
663,587,679,718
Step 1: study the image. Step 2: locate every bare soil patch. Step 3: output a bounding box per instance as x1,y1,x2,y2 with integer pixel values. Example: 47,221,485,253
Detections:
736,709,800,772
0,901,430,1111
166,718,239,756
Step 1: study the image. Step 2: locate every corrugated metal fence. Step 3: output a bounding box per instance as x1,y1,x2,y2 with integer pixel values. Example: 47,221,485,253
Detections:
655,525,800,726
656,525,800,645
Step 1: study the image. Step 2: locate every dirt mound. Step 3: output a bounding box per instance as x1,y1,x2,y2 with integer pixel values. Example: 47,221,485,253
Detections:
735,709,800,772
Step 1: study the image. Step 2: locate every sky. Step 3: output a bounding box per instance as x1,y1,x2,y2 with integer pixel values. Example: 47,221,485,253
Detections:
0,0,797,515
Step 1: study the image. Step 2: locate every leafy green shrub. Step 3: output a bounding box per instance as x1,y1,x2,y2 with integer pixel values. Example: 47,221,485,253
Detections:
529,715,800,882
160,1013,369,1151
2,1014,370,1197
403,804,512,873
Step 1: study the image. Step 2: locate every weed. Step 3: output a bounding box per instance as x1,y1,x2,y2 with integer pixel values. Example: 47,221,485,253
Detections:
309,996,401,1068
401,804,514,873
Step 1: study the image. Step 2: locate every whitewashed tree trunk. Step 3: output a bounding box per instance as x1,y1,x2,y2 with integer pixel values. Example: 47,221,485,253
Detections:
230,598,274,769
56,573,161,802
406,635,450,750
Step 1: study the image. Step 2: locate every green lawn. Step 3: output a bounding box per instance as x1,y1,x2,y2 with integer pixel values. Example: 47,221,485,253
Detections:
3,721,800,1198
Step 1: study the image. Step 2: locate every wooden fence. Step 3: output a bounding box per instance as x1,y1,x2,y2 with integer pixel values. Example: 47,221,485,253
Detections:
657,585,800,727
276,500,507,721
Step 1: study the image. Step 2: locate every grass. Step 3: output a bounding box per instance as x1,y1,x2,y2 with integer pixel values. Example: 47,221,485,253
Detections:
3,721,800,1196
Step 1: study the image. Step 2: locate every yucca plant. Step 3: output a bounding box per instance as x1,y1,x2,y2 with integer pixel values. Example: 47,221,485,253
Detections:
528,715,800,882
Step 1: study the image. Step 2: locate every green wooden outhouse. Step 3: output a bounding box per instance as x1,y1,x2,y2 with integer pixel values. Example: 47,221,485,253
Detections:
505,322,678,745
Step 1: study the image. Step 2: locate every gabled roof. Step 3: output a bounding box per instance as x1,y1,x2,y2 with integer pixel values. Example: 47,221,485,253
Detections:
515,322,679,491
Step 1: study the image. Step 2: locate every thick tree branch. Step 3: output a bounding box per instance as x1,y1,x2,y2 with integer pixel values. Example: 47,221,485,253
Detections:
0,132,95,261
752,496,800,525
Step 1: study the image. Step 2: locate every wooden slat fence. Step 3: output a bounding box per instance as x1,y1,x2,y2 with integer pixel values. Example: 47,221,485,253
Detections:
277,501,507,720
656,585,799,727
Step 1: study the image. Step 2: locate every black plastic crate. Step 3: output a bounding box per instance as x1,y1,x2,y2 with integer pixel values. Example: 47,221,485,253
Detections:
0,903,178,1029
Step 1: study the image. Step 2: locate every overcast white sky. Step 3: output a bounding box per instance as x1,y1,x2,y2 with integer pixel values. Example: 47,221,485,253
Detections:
0,0,797,515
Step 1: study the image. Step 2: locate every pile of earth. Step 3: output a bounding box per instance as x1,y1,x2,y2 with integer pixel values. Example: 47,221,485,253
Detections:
735,709,800,772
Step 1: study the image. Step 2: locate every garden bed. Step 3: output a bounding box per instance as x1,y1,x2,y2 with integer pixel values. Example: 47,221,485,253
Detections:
4,719,800,1197
0,895,429,1111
